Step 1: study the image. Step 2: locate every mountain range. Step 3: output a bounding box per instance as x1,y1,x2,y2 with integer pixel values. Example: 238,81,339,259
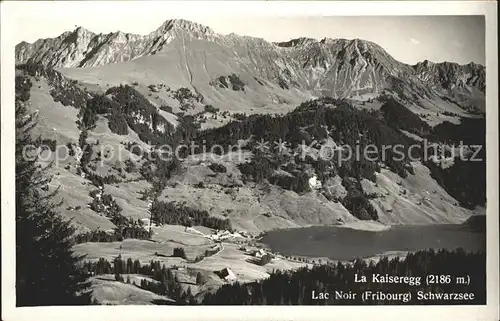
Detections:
16,19,485,111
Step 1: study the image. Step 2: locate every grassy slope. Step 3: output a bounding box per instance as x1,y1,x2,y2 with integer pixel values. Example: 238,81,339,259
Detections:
368,163,471,224
27,78,116,231
22,68,480,302
90,274,175,305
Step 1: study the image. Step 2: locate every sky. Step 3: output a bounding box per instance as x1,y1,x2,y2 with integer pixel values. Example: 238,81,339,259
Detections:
6,3,486,65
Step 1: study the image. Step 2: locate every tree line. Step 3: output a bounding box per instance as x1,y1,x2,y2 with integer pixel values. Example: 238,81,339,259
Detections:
379,97,431,136
15,73,92,306
17,63,88,109
150,201,232,231
203,248,486,305
425,117,486,209
82,256,195,304
74,223,153,244
190,99,411,219
191,96,485,216
105,85,175,143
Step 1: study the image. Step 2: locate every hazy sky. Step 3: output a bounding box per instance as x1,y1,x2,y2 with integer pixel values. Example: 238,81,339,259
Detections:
7,3,485,65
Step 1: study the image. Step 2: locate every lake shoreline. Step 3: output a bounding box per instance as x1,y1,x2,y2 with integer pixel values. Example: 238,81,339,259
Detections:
259,223,486,262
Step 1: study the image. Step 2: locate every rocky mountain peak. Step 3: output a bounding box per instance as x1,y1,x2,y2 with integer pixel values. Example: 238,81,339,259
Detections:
152,19,216,38
275,37,318,48
64,26,96,45
15,19,485,99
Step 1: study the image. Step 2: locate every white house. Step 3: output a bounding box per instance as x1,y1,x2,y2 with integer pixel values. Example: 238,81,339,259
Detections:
219,268,237,282
308,175,322,190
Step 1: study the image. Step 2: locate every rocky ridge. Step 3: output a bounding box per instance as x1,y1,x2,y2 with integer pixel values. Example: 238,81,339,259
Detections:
16,19,485,102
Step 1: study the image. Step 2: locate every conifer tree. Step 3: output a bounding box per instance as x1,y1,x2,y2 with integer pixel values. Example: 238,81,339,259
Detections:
15,99,91,306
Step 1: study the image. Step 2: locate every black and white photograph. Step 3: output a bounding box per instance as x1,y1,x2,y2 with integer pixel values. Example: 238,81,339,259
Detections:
1,1,498,321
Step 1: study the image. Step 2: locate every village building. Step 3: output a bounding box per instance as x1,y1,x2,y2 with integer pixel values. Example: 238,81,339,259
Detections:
218,268,237,282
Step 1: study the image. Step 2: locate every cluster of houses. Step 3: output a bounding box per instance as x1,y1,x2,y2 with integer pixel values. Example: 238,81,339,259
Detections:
209,230,247,242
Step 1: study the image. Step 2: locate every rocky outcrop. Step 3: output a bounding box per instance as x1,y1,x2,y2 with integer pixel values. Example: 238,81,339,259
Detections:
15,19,219,68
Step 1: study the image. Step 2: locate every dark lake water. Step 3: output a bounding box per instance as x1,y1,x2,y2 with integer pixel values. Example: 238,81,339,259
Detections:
260,223,486,261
